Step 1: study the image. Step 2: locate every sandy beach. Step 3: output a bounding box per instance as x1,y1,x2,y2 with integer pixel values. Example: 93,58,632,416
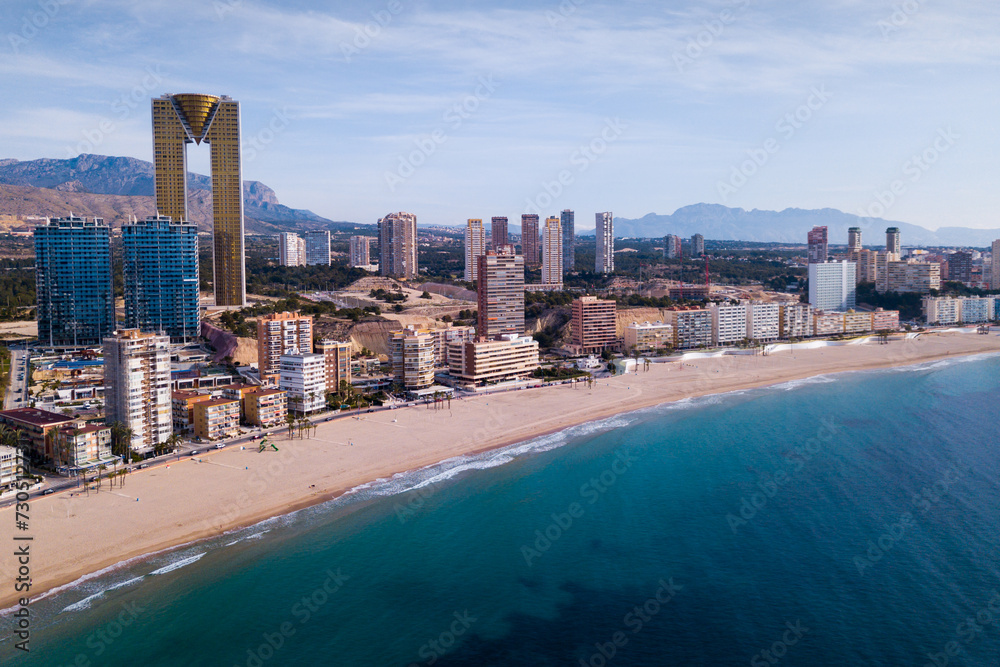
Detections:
3,331,1000,609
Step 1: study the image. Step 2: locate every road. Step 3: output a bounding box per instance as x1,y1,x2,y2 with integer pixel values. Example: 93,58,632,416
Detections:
2,344,29,410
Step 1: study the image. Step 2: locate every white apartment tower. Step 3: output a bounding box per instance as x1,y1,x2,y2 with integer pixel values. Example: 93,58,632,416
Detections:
349,236,373,268
279,232,305,267
279,353,327,414
103,329,172,454
808,261,857,312
304,230,331,266
596,212,614,273
464,219,486,282
542,216,563,286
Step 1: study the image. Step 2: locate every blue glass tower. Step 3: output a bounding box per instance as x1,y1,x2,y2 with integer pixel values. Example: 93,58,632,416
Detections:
560,209,574,274
123,215,201,343
34,216,114,348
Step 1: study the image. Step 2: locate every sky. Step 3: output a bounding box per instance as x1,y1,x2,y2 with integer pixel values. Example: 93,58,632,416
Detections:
1,0,998,231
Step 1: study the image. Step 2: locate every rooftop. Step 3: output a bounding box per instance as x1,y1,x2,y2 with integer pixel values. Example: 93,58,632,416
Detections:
0,408,77,427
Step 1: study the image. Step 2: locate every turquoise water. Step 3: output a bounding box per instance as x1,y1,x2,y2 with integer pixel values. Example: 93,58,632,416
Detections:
5,354,1000,666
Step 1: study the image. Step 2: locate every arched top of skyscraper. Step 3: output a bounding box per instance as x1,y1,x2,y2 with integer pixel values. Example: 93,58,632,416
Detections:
163,93,223,145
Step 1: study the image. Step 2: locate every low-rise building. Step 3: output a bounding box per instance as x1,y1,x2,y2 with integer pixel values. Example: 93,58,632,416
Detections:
172,390,213,434
53,424,115,473
244,388,287,428
872,308,900,331
448,335,540,386
193,398,241,441
812,311,845,336
0,408,76,463
623,321,674,353
843,311,872,335
0,445,24,492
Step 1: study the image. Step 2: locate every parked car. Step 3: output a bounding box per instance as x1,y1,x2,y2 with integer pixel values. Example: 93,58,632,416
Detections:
215,443,225,449
189,450,200,456
42,489,54,495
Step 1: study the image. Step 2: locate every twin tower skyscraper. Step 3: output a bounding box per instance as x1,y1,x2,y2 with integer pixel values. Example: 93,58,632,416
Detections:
151,93,245,307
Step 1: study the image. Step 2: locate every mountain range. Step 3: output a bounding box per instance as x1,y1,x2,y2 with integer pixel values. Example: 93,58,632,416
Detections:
0,154,332,233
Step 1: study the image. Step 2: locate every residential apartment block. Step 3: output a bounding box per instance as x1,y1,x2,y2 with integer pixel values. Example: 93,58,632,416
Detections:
193,398,240,441
257,312,313,380
103,330,172,455
623,321,674,353
571,296,617,355
391,327,436,390
477,251,525,339
317,339,352,394
279,353,327,414
448,335,540,386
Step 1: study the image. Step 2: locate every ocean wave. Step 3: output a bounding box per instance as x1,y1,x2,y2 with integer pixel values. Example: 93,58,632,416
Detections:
772,375,837,391
149,552,205,576
223,530,271,547
60,576,145,612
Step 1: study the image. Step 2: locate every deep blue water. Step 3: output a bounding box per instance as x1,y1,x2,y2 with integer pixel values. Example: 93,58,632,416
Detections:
5,354,1000,666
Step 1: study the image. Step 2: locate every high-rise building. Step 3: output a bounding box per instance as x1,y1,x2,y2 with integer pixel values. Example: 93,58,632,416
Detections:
779,303,813,339
691,234,705,257
279,353,327,414
477,250,525,339
881,260,940,294
746,302,780,342
663,235,682,259
571,296,617,354
662,308,713,348
349,236,373,268
491,216,508,251
886,227,901,255
992,239,1000,290
103,330,172,455
848,227,862,252
808,260,857,311
379,212,418,279
807,226,828,264
464,219,486,282
521,214,540,266
257,312,313,380
122,215,200,343
542,216,563,286
391,326,436,390
34,216,114,348
595,212,614,274
561,210,575,273
709,303,749,346
152,94,245,306
948,251,972,283
316,339,352,394
304,230,331,266
279,233,305,267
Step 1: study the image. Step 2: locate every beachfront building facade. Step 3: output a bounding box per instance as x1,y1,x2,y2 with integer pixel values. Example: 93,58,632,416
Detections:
464,219,486,282
779,304,813,339
243,388,287,428
710,303,748,346
172,390,213,434
872,309,900,331
52,424,116,473
103,330,172,455
279,353,327,415
521,214,540,266
477,250,525,339
432,326,477,367
747,302,781,342
34,215,114,348
623,321,674,354
193,398,240,441
391,327,436,390
812,311,845,336
571,296,617,355
663,308,712,349
279,232,305,267
122,215,200,343
448,335,540,386
379,211,418,280
809,260,856,312
843,311,872,335
316,339,352,394
257,312,314,381
0,446,23,492
595,212,614,274
0,408,76,464
923,296,998,325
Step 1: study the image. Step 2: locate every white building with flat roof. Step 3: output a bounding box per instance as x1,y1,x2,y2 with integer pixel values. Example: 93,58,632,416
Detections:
808,260,856,312
710,303,748,346
448,334,539,386
623,321,674,353
279,353,327,414
747,302,780,342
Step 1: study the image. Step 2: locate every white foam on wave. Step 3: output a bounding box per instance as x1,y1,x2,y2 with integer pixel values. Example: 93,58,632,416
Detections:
60,576,145,612
223,530,271,547
149,552,205,576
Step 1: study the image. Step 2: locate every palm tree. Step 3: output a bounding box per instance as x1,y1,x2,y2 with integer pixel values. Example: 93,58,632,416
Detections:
164,433,182,457
285,411,296,440
97,464,107,491
109,422,133,460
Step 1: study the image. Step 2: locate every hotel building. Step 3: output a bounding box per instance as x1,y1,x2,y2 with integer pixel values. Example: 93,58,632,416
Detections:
571,296,618,355
34,215,114,348
448,335,539,386
477,250,525,339
122,215,200,343
257,312,313,380
623,321,674,353
152,93,245,306
103,330,172,455
279,353,327,414
464,219,486,282
808,260,857,312
379,212,418,279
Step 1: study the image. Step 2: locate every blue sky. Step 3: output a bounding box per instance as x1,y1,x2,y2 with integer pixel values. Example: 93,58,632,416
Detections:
2,0,998,231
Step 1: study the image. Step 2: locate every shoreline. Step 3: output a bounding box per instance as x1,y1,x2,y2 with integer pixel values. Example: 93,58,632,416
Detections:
3,332,1000,610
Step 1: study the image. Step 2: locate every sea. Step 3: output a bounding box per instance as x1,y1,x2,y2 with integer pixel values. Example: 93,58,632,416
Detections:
4,353,1000,666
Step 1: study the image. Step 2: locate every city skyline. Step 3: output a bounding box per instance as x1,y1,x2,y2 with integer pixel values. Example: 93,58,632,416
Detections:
2,1,998,231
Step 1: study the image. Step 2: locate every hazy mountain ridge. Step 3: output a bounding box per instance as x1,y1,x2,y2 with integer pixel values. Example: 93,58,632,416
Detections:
610,204,1000,247
0,154,331,231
